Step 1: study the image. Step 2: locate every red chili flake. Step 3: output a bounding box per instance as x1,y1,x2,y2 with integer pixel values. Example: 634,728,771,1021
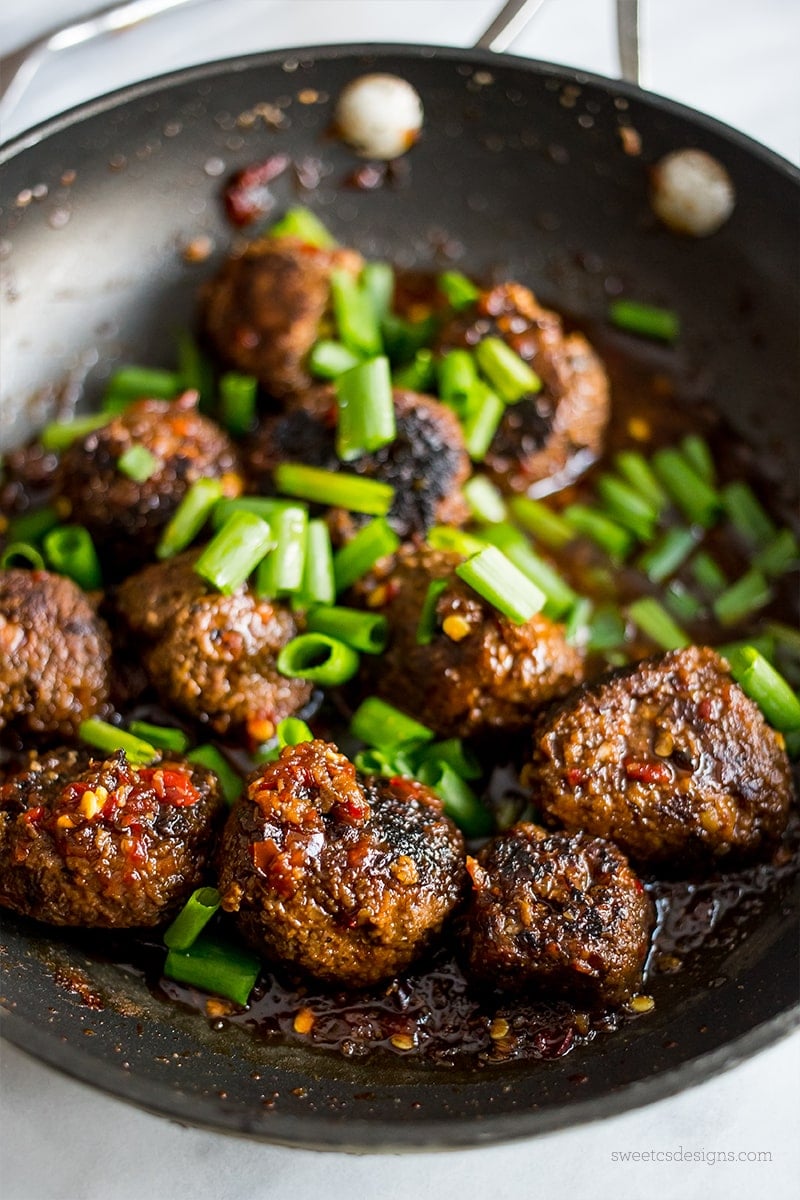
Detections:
252,838,295,897
623,758,672,786
565,768,587,788
334,793,370,824
22,806,44,825
223,154,290,226
698,697,714,721
138,767,200,807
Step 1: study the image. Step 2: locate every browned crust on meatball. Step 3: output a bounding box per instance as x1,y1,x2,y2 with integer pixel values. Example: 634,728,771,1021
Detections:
0,570,111,740
462,823,653,1006
526,646,794,868
218,740,466,986
202,237,363,399
356,544,585,738
0,747,224,927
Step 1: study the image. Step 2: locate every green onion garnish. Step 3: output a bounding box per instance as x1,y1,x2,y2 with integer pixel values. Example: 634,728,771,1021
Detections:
596,474,659,542
332,517,400,592
353,748,396,776
716,636,776,666
295,518,335,608
437,270,479,311
306,606,388,654
393,348,436,393
437,350,478,414
721,481,777,545
128,721,191,754
164,887,221,952
415,760,492,837
276,632,360,685
480,523,577,620
680,434,716,485
664,581,706,623
7,505,60,543
308,339,363,380
350,697,434,752
79,718,156,766
652,448,720,528
586,604,627,652
255,505,307,597
156,478,224,559
276,717,315,747
193,512,274,594
0,542,45,570
105,365,181,403
564,596,593,646
636,527,697,584
380,312,437,366
562,504,634,561
627,597,690,650
416,578,448,645
268,206,337,247
608,298,680,343
475,337,541,402
753,528,800,578
427,526,485,557
186,745,242,805
712,569,773,627
463,475,508,525
725,646,800,733
508,495,574,550
361,261,395,318
40,414,111,451
163,931,260,1007
461,383,505,461
211,497,291,532
614,451,668,511
335,356,396,461
176,332,214,411
43,524,102,590
690,550,728,594
456,545,546,625
330,268,382,358
220,372,257,437
117,444,161,483
275,463,394,516
413,738,482,782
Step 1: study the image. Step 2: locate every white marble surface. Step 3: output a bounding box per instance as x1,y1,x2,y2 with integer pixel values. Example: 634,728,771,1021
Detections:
1,2,799,1197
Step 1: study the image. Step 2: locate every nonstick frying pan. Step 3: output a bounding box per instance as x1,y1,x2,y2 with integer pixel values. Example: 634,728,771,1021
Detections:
0,0,798,1152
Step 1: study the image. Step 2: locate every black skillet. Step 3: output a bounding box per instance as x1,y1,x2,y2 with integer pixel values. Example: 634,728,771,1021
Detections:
0,0,798,1152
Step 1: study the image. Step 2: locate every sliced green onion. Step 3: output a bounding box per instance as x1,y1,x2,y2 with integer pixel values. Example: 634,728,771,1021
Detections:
128,721,191,754
7,505,60,543
690,550,728,594
276,633,359,685
105,365,181,403
210,496,290,532
752,528,800,578
664,581,706,623
255,505,307,597
335,356,395,461
164,932,260,1007
416,761,492,837
117,443,161,483
193,512,274,594
627,597,690,650
721,481,777,545
480,523,576,619
596,474,659,541
380,313,437,365
330,268,382,357
716,636,777,666
562,504,634,561
438,270,479,311
764,621,800,660
40,414,110,451
275,463,394,516
361,262,395,318
725,646,800,732
187,745,242,805
79,718,156,766
456,545,545,625
565,596,593,646
680,435,716,485
508,495,574,550
268,206,337,248
463,475,508,524
350,697,434,752
427,526,485,557
636,527,697,583
276,717,314,747
416,578,448,645
220,372,257,437
461,383,505,461
712,569,773,628
43,524,102,590
156,478,224,559
414,738,481,782
652,448,720,528
586,605,626,652
176,332,214,411
306,606,388,654
437,349,478,414
353,748,396,776
393,348,436,393
333,517,400,592
164,888,221,952
475,336,541,402
608,298,680,343
0,542,45,570
308,339,363,380
295,519,335,608
614,451,668,511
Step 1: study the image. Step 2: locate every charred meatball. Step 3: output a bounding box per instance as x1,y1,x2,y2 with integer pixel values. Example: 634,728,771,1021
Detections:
202,236,363,399
0,747,224,927
115,551,311,741
245,386,470,540
463,824,653,1006
218,740,466,986
356,544,584,738
0,570,111,741
438,282,610,492
56,393,240,574
527,646,793,868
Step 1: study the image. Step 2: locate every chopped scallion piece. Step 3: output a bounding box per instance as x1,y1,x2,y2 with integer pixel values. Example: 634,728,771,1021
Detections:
275,463,394,516
350,697,434,751
164,888,221,951
636,527,697,583
752,528,800,578
681,434,716,485
79,718,156,766
480,523,576,619
721,481,777,545
156,478,224,559
7,505,60,543
562,504,634,561
255,505,307,597
393,348,436,392
354,748,396,776
652,448,720,528
128,721,191,754
0,542,45,570
330,268,382,358
565,596,593,647
716,636,777,666
586,605,627,652
335,356,396,461
427,526,485,557
40,414,111,451
416,578,448,645
332,517,400,592
176,333,214,411
193,512,274,594
415,761,492,837
463,475,508,524
117,443,161,483
508,495,574,550
608,298,680,343
308,339,363,380
43,524,102,590
276,632,360,685
664,581,706,623
295,518,335,607
475,337,541,402
220,373,257,437
268,206,337,247
461,382,505,461
614,451,668,511
380,313,437,365
725,646,800,733
456,545,545,625
211,496,290,532
690,550,728,595
186,745,242,805
414,738,482,782
596,474,659,541
106,365,181,402
627,597,690,650
360,262,395,318
437,270,479,311
712,569,773,627
437,349,478,414
306,606,388,654
164,932,260,1007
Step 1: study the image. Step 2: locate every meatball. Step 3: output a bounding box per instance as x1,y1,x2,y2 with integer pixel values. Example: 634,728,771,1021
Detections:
438,282,610,492
526,646,793,868
245,386,470,540
0,569,111,741
202,236,363,400
56,393,240,574
356,544,584,738
462,824,653,1006
115,551,312,741
218,740,465,986
0,747,224,927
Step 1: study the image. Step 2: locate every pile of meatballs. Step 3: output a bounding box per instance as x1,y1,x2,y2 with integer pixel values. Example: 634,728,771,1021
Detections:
0,232,793,1016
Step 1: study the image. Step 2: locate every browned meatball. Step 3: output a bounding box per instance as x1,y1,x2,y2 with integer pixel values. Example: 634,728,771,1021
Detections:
202,236,363,399
463,824,653,1006
438,282,610,492
356,544,584,738
218,740,466,986
115,551,311,742
526,646,793,868
0,747,224,927
245,386,470,540
0,570,111,741
56,393,241,574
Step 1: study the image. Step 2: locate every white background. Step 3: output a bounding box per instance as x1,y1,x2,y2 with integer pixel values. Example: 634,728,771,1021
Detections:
1,2,798,1198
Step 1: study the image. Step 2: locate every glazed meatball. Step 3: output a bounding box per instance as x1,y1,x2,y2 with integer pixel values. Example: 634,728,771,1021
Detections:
0,747,224,927
0,570,111,741
218,740,466,986
202,236,363,400
356,544,584,738
463,824,653,1006
115,551,311,741
245,386,470,540
526,646,793,868
438,282,610,492
56,393,240,574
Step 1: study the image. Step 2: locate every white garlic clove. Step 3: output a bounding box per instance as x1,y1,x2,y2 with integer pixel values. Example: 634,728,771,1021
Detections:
334,74,424,160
